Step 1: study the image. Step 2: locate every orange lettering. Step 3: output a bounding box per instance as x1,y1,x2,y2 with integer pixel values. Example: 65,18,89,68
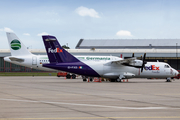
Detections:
156,67,159,70
152,65,156,70
57,48,63,53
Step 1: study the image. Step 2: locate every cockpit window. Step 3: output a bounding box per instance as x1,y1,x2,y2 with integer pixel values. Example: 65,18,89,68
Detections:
164,65,170,68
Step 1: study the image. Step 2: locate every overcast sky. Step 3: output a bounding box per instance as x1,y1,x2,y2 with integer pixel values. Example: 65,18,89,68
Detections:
0,0,180,49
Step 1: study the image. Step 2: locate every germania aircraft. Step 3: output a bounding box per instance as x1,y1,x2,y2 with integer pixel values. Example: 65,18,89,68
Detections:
41,35,178,82
4,32,122,78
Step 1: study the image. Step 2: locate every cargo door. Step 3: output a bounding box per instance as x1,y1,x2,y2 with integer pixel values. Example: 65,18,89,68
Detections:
32,56,37,65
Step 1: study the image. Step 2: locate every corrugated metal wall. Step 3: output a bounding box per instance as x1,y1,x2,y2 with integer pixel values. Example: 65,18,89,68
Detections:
0,57,43,72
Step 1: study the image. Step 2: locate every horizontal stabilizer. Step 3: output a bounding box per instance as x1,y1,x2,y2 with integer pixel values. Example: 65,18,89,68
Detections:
9,57,24,62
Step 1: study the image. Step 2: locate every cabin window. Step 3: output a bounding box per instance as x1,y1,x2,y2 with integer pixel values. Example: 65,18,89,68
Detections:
164,65,170,68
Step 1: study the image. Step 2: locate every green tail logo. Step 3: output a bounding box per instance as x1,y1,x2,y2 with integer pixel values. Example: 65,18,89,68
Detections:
11,39,21,50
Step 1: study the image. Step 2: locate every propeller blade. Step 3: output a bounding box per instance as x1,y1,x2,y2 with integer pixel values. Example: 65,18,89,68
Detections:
141,53,146,72
132,53,134,57
141,67,144,73
143,53,146,61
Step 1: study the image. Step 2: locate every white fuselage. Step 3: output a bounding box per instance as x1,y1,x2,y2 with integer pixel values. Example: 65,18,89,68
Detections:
4,54,178,79
4,55,121,71
81,60,178,79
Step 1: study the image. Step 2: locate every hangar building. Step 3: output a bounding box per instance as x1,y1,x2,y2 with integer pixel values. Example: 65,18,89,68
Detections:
76,39,180,49
0,38,180,72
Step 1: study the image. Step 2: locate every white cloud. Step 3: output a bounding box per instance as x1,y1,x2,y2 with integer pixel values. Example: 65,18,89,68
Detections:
75,6,100,18
23,33,30,36
0,27,14,32
37,32,49,36
116,30,132,37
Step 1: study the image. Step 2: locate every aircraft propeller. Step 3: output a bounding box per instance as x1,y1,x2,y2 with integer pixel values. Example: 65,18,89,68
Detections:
132,53,134,57
141,53,146,72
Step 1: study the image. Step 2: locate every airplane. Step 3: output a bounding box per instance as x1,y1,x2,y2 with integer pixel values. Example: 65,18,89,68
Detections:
41,35,179,82
4,32,122,78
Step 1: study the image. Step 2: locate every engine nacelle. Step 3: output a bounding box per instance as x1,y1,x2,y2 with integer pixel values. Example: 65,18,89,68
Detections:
129,59,143,66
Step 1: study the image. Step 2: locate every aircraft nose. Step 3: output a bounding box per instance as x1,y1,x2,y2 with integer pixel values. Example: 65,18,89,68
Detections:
175,70,179,76
173,69,179,76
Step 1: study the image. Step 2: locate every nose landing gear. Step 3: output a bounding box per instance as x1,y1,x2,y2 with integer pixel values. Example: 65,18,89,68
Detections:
166,77,171,82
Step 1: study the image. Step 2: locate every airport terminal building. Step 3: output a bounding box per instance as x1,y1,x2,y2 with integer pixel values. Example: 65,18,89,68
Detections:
1,38,180,72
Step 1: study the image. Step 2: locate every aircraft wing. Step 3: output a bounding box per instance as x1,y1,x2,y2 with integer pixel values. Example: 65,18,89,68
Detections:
111,57,137,64
9,57,24,62
105,57,142,68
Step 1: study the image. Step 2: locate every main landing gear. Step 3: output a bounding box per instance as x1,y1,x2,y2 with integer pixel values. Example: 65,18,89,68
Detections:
66,73,76,79
111,75,124,82
110,79,122,82
82,76,94,82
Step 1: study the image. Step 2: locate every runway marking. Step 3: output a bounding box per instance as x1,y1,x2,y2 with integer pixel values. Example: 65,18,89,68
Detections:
0,98,179,110
0,116,180,119
155,93,180,95
17,94,43,96
56,94,141,96
103,94,141,95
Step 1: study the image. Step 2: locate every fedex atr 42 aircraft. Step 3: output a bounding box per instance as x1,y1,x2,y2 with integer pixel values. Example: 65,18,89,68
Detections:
42,35,178,82
4,32,122,79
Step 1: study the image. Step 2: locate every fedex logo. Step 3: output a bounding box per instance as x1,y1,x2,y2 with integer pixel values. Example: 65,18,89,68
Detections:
145,65,160,70
48,48,63,53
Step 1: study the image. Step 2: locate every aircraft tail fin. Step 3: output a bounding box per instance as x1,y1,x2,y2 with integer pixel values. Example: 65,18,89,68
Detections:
6,32,32,56
42,35,80,63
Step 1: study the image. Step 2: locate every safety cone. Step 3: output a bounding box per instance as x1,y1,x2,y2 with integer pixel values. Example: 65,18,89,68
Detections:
88,78,89,82
123,80,125,82
94,78,98,82
127,79,128,82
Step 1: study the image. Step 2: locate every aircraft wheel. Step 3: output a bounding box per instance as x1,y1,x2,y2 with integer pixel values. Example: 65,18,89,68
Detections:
71,74,76,79
116,79,121,82
166,78,171,82
83,79,87,82
110,79,116,82
66,74,71,79
90,77,93,82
